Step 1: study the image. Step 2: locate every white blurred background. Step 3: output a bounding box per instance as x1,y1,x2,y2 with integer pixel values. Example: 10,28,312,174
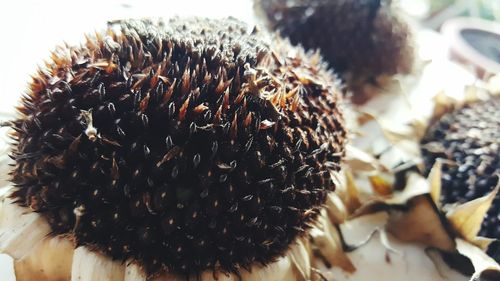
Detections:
0,0,255,116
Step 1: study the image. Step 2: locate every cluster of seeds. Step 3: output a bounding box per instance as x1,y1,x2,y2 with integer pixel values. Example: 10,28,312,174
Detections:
421,97,500,261
9,18,347,276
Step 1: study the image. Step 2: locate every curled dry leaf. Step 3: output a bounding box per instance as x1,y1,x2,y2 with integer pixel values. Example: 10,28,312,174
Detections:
354,110,422,157
321,230,469,281
386,195,456,252
310,210,356,273
350,172,430,218
342,171,456,252
344,145,381,173
446,184,500,248
429,91,460,126
339,212,389,249
455,239,500,277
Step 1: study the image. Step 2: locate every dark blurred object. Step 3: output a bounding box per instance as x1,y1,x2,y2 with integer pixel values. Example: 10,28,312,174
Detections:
254,0,415,104
441,17,500,77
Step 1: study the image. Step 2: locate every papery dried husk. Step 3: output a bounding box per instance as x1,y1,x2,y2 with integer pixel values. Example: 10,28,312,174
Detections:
0,191,51,260
287,238,312,281
70,247,125,281
310,210,356,273
14,237,73,281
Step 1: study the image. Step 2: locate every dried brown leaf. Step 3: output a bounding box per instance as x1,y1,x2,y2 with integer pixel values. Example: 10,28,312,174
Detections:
350,173,430,218
310,211,356,273
356,110,422,156
386,195,456,252
446,184,499,243
345,145,380,173
339,212,389,248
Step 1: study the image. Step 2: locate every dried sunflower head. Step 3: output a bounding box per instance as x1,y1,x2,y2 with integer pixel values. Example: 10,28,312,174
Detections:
421,96,500,262
254,0,415,103
3,17,347,277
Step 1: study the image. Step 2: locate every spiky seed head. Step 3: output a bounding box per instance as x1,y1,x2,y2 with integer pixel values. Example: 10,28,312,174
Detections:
421,97,500,262
9,18,347,276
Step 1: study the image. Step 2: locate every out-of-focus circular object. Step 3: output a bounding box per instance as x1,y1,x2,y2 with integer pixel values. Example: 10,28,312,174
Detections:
441,17,500,76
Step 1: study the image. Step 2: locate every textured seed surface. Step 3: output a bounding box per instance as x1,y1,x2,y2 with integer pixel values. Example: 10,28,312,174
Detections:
9,18,347,276
255,0,414,82
421,97,500,261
